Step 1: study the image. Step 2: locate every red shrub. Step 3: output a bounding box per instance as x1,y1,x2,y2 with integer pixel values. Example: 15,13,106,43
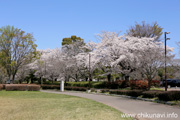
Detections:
151,80,160,87
2,84,6,89
130,80,148,90
0,84,3,90
27,85,40,91
6,84,27,91
5,84,40,91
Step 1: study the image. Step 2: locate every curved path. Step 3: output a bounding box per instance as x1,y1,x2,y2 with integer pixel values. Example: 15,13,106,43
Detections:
41,90,180,120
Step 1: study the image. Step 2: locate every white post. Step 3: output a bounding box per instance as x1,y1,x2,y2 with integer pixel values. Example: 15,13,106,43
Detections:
60,80,64,92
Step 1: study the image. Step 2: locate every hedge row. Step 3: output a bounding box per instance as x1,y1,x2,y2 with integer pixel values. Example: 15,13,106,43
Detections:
66,81,128,89
142,90,164,98
109,90,143,97
0,84,3,91
41,85,60,89
41,85,88,91
65,80,160,90
5,84,40,91
109,89,180,101
65,86,87,91
158,91,180,101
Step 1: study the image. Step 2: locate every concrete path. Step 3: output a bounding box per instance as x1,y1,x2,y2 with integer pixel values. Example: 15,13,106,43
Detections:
41,90,180,120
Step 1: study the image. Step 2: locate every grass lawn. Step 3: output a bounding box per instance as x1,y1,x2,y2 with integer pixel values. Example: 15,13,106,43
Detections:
0,91,132,120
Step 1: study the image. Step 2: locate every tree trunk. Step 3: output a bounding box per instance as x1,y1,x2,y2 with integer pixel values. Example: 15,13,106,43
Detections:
85,77,88,81
107,74,111,82
148,79,152,90
19,79,22,84
75,74,78,82
31,78,34,84
40,77,42,85
125,75,129,81
12,74,16,84
27,79,29,84
38,77,41,84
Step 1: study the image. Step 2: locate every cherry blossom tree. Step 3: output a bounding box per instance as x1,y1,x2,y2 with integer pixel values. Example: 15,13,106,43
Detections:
84,31,174,90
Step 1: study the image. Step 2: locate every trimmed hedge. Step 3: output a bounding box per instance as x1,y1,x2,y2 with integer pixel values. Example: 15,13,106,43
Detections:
109,90,143,97
66,80,128,89
41,85,88,91
157,91,180,101
101,89,110,93
64,86,87,91
28,85,40,91
0,84,3,91
41,85,60,89
6,84,40,91
142,90,163,98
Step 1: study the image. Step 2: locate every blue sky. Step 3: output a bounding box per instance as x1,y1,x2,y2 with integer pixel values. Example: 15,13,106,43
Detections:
0,0,180,57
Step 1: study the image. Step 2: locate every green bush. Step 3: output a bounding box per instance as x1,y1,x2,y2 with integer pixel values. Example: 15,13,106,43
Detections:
66,81,128,89
157,91,180,101
43,81,60,85
41,85,60,89
142,90,163,98
101,89,110,93
126,90,143,97
109,90,143,97
92,82,106,88
109,90,128,95
65,86,87,91
66,82,89,87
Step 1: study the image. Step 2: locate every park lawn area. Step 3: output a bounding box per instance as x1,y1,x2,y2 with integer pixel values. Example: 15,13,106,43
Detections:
0,91,132,120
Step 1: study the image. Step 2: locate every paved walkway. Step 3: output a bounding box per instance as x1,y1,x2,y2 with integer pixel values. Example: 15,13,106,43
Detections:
41,90,180,120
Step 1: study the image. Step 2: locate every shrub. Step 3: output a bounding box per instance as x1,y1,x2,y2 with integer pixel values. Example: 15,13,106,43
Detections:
6,84,40,91
41,85,60,89
0,84,3,90
109,90,143,97
90,88,96,92
66,81,128,89
27,85,40,91
151,80,160,87
157,91,180,101
6,84,27,91
101,89,110,93
92,82,107,88
109,90,129,95
66,82,89,87
142,90,163,98
130,80,148,90
64,86,87,91
126,90,143,97
2,84,6,89
43,81,60,85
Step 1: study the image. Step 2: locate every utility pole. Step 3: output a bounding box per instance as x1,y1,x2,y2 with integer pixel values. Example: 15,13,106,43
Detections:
164,32,170,91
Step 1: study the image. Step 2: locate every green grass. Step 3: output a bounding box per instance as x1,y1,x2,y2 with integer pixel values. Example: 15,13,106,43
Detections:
0,91,132,120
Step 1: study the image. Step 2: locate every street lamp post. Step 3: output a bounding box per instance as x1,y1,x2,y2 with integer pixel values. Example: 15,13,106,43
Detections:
165,32,170,91
88,53,92,90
